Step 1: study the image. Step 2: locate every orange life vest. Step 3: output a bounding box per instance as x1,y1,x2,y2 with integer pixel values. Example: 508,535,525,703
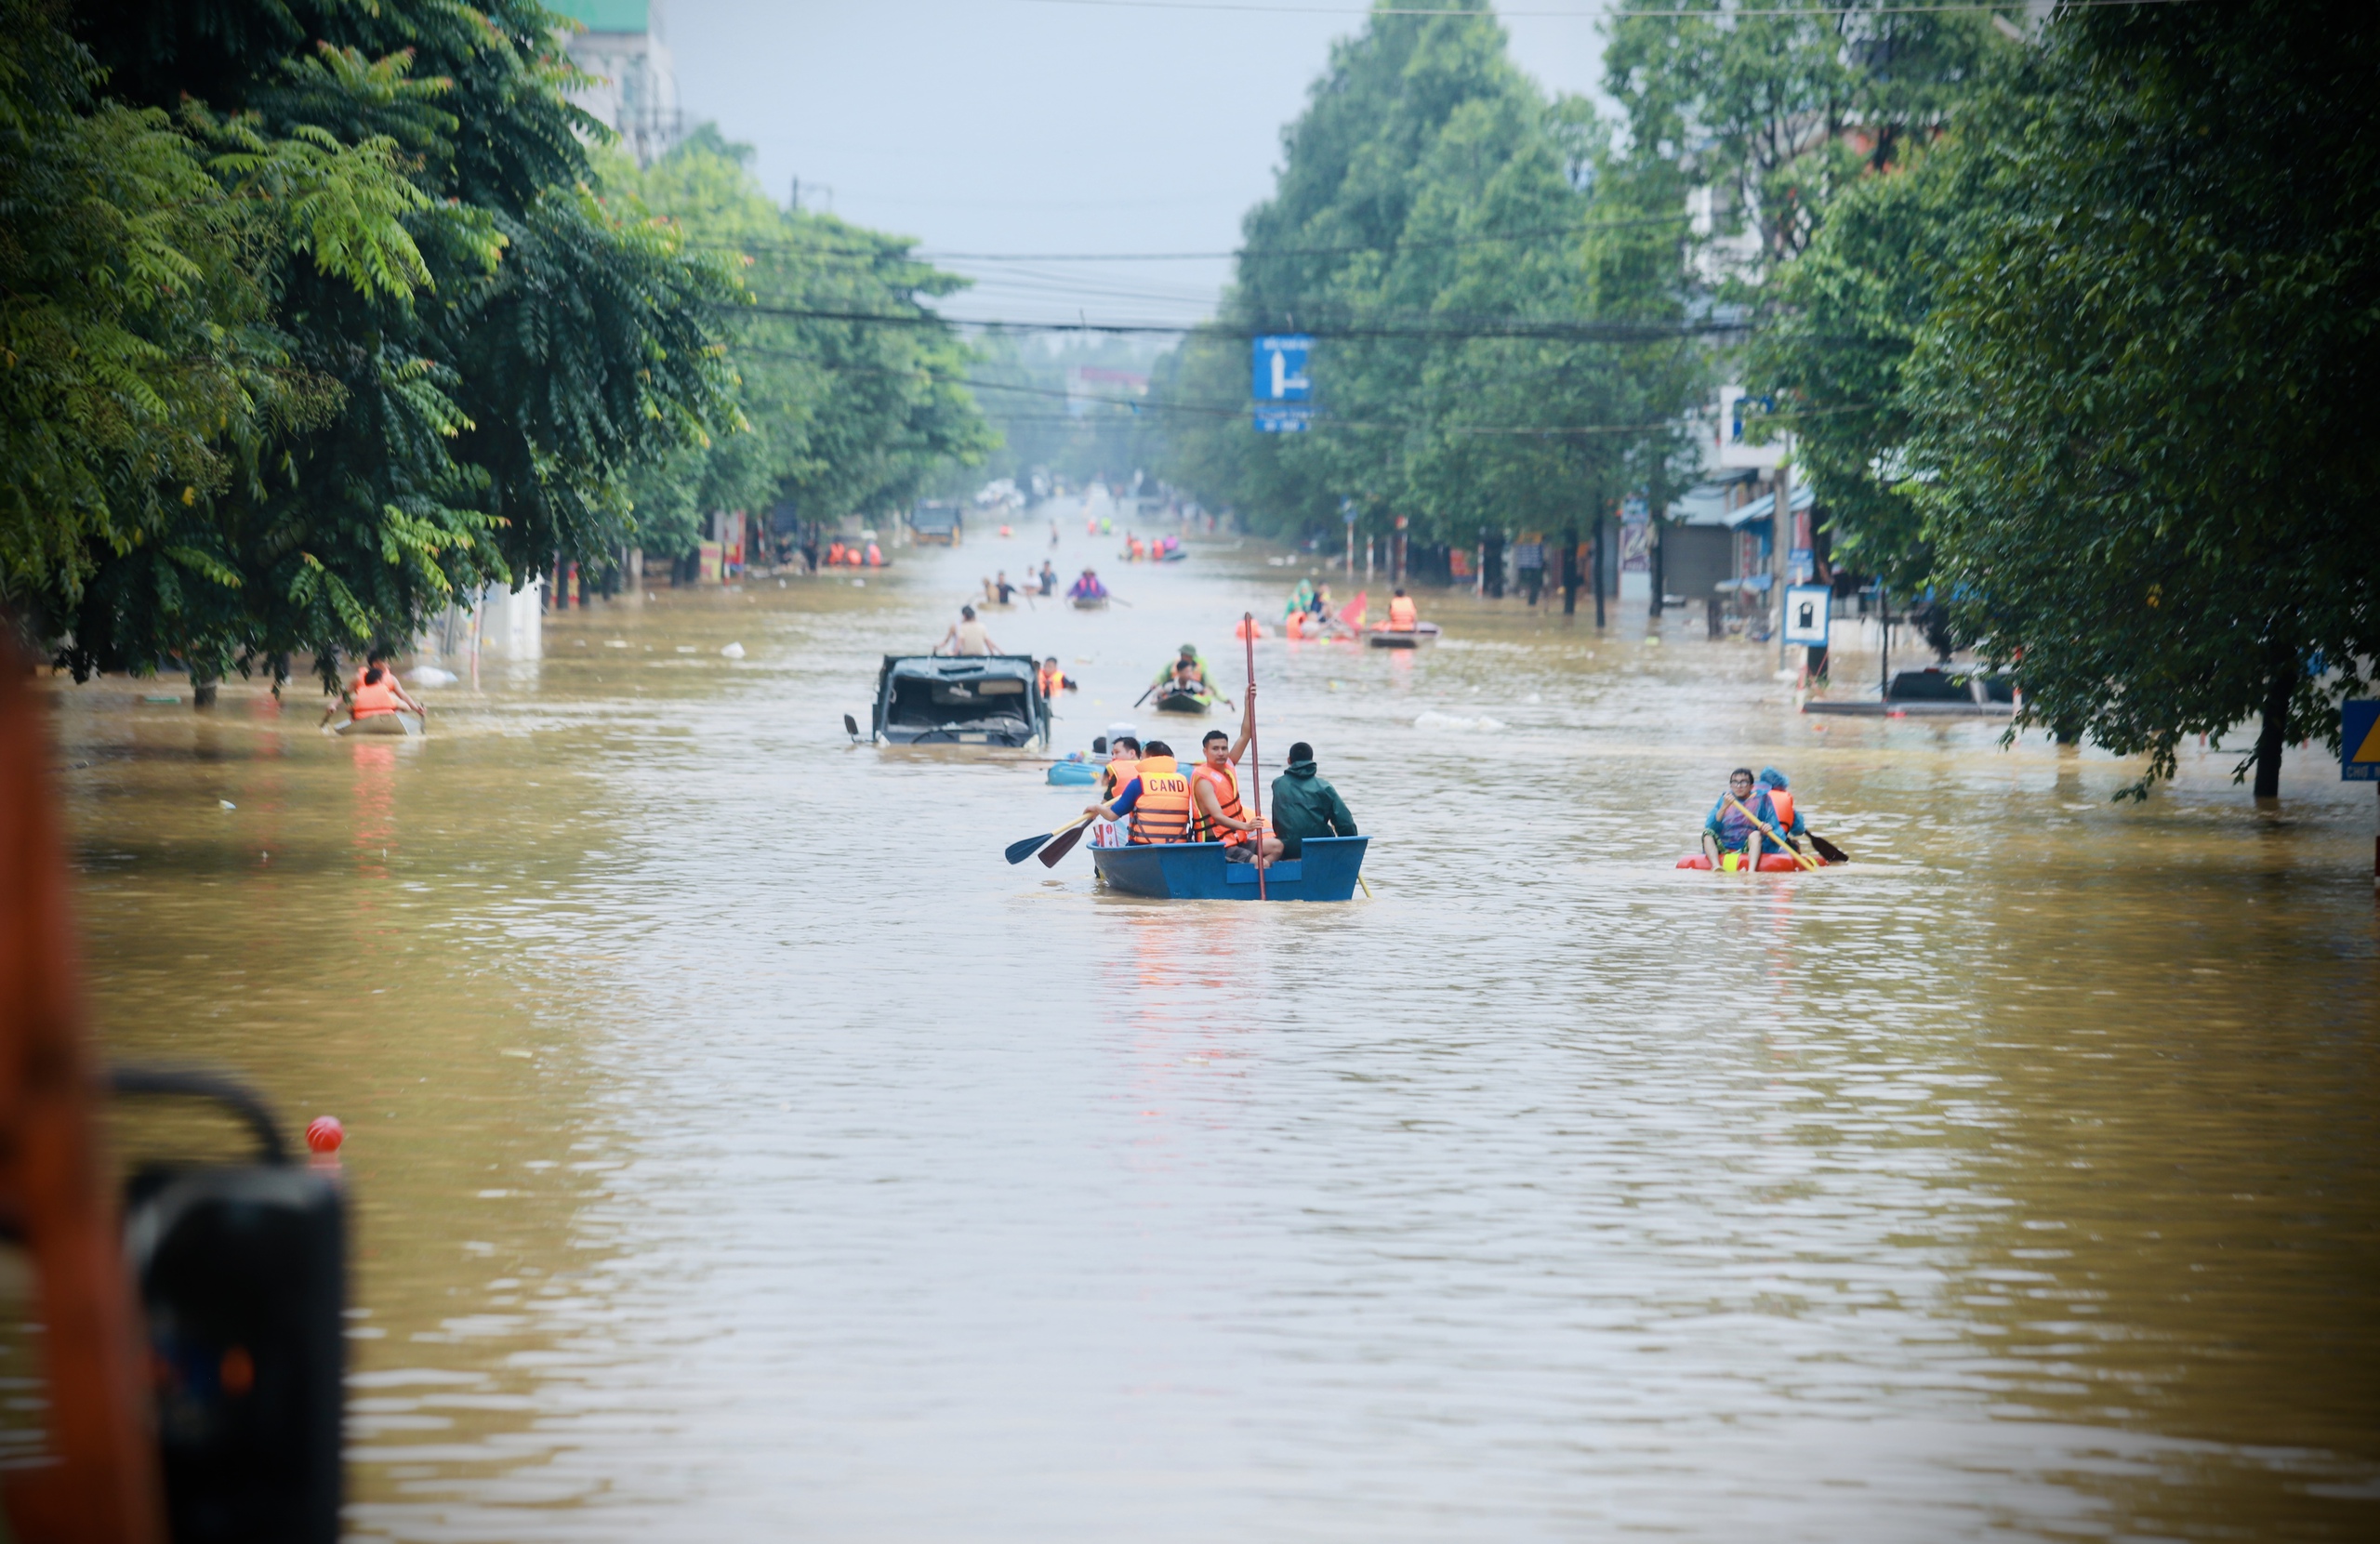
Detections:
1766,788,1795,830
352,676,403,717
1191,760,1249,845
1388,596,1419,629
1102,754,1140,801
1127,755,1193,844
1038,666,1065,697
1286,610,1308,640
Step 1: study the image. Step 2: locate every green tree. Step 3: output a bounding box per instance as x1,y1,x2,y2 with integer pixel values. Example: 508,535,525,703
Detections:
1154,2,1703,556
31,0,739,688
1907,0,2380,798
1603,0,1996,271
614,126,993,556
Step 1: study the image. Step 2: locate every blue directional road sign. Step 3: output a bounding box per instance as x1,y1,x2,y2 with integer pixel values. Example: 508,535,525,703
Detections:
1252,335,1313,402
1252,404,1312,434
2344,700,2380,781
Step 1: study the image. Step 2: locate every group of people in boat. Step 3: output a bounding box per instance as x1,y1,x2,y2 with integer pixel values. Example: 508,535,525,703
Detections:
1699,766,1817,871
1066,568,1109,602
1152,644,1214,702
980,563,1060,606
1080,689,1358,867
824,537,883,568
1253,581,1422,640
1120,532,1182,561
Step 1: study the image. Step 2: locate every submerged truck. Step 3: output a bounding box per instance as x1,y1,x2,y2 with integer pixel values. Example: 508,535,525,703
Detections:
908,501,963,546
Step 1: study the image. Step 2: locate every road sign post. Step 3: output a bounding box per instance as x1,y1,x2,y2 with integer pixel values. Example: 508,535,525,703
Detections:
2343,701,2380,880
1251,335,1315,433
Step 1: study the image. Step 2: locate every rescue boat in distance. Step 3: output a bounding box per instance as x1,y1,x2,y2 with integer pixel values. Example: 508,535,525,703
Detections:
325,710,426,737
1091,835,1368,901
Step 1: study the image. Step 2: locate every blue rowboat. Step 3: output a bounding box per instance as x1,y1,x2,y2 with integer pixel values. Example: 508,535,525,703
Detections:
1090,836,1368,902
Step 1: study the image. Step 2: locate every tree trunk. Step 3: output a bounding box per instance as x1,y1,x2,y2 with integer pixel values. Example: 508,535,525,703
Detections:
1560,523,1578,615
2253,654,2297,798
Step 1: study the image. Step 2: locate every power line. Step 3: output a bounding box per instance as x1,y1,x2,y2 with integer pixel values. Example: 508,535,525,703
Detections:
1011,0,2188,19
721,301,1742,343
685,212,1694,267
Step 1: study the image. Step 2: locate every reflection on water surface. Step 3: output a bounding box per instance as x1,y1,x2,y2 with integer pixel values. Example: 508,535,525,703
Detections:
47,533,2380,1539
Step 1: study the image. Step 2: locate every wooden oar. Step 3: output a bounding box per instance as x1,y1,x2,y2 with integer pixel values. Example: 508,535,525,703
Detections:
1038,812,1097,868
1726,794,1820,871
1006,811,1092,865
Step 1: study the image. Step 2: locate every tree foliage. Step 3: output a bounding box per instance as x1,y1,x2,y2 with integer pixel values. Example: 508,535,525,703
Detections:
1153,2,1703,548
2,0,743,686
607,126,994,558
1904,1,2380,795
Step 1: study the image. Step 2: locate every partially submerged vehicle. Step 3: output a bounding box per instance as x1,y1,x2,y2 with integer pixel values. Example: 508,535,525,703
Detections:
908,501,964,546
1803,666,2016,718
869,654,1047,746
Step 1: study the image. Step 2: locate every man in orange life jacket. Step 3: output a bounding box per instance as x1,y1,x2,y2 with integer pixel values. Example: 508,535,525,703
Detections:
1387,587,1420,630
1188,687,1282,864
325,647,424,725
1084,739,1197,845
1038,657,1074,699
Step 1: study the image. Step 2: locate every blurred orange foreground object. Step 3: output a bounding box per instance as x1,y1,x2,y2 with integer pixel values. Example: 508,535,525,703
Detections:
0,653,166,1543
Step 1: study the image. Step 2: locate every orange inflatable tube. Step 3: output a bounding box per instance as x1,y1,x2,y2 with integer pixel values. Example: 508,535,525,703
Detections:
1676,852,1821,873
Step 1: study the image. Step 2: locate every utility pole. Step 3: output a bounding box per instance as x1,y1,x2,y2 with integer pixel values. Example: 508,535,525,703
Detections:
1771,446,1794,667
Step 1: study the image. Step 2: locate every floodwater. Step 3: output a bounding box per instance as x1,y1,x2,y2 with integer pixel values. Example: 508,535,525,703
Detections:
38,519,2380,1539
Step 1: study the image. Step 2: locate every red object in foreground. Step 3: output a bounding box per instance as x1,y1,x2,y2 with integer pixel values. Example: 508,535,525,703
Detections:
305,1116,344,1155
0,648,167,1542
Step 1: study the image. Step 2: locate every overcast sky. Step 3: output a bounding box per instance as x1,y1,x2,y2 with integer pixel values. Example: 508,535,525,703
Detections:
663,1,1620,331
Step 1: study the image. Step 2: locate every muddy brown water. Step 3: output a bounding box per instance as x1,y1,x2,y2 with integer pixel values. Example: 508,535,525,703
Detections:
30,529,2380,1539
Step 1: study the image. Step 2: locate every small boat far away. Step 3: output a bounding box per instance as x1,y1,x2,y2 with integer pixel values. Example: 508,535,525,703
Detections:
326,710,425,737
1367,622,1442,650
1152,689,1211,716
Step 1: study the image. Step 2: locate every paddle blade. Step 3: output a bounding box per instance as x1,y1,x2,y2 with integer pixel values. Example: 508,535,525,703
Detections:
1005,832,1053,865
843,713,860,740
1808,832,1849,864
1038,820,1091,868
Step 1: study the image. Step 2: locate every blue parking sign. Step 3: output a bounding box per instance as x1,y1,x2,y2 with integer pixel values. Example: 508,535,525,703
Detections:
1252,335,1313,402
2344,701,2380,781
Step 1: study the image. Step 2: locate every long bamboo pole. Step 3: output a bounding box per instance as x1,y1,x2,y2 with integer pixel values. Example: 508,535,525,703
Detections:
1244,612,1265,902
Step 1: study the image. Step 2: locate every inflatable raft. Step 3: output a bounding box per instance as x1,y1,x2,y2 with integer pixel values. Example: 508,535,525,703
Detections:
1091,836,1368,902
1046,758,1100,786
1367,622,1441,649
1676,851,1834,873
